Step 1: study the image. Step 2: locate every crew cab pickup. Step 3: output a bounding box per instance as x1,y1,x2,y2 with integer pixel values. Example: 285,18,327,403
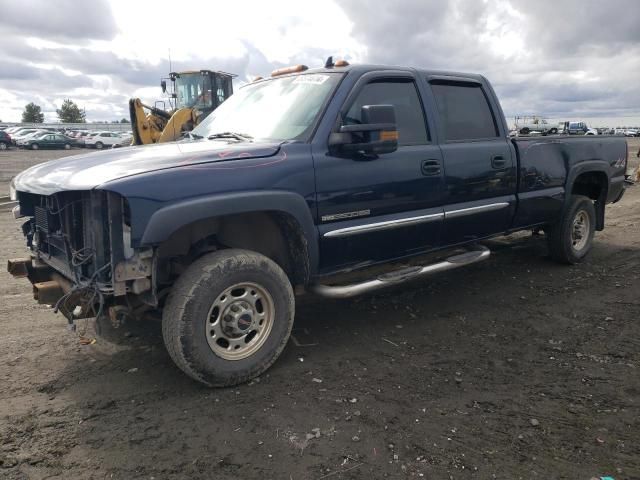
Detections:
8,62,630,387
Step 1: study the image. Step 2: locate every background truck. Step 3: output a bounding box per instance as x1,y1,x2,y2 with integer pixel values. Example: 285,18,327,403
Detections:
8,62,630,387
560,121,599,135
513,115,558,135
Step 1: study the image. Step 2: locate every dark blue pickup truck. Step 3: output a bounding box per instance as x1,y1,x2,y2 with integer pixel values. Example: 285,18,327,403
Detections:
8,62,630,387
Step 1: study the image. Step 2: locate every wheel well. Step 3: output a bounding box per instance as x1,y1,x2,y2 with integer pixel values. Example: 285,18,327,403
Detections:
571,171,607,201
571,171,607,230
155,211,310,288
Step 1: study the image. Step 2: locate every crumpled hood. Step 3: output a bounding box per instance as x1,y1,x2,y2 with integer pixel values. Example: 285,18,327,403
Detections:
13,140,281,195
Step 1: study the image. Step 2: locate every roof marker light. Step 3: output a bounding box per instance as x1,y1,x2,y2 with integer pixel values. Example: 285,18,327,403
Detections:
271,65,308,77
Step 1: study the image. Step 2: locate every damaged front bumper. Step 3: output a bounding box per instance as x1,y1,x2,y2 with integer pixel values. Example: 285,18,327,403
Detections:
8,189,158,322
7,256,92,318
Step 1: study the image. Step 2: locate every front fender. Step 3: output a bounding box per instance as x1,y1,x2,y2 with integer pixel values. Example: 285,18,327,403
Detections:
139,190,319,273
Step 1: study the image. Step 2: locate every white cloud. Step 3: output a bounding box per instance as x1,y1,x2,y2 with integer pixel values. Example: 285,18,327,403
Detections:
1,0,640,127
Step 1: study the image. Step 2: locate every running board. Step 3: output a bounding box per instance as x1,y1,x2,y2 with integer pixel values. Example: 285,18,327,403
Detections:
310,245,490,299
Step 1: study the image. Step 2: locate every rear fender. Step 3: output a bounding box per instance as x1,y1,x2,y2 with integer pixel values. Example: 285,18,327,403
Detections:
566,162,609,230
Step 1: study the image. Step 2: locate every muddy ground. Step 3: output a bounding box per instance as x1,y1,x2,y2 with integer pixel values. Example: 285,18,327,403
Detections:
1,144,639,479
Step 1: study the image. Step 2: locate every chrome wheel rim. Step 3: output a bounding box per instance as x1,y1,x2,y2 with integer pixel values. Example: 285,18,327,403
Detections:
206,282,274,360
0,143,6,150
571,210,590,251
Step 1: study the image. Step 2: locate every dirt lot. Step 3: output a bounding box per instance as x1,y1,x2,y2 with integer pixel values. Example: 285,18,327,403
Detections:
1,143,639,479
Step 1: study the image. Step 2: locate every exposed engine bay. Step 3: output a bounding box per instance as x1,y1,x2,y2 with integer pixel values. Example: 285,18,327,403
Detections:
8,191,155,326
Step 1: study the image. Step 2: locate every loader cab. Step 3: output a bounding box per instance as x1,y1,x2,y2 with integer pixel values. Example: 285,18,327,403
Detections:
165,70,235,117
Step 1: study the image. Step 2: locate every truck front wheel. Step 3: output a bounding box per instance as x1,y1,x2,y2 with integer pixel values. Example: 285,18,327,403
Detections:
162,249,295,387
547,195,596,264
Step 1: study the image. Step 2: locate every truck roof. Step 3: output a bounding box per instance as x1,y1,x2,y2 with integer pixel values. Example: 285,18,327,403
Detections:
266,63,487,83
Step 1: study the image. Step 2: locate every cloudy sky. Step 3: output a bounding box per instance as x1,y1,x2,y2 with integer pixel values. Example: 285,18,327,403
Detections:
1,0,639,126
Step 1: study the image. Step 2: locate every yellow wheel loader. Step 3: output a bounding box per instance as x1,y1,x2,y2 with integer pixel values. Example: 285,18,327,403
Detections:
129,70,235,145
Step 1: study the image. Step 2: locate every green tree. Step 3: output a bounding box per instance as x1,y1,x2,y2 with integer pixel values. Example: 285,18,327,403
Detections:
120,117,130,123
56,99,86,123
22,103,44,123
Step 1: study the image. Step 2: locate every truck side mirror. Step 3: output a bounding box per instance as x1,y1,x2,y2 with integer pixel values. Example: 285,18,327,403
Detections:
161,80,167,93
329,104,398,155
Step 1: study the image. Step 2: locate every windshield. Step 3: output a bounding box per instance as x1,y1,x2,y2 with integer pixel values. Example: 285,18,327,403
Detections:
191,72,342,142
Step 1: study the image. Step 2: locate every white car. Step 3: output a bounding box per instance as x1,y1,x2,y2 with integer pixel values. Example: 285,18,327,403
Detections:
111,133,133,148
84,131,124,149
11,129,47,145
16,130,51,146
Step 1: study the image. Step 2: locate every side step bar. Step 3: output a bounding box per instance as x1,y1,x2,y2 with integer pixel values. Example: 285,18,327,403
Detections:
310,245,490,299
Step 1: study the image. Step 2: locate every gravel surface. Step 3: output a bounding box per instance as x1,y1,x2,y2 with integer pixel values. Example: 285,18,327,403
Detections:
0,142,639,479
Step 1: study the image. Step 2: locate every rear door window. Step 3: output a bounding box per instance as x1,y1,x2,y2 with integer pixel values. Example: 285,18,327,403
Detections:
430,82,498,141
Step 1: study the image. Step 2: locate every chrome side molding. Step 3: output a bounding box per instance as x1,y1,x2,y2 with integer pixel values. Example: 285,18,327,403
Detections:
323,212,444,238
323,203,509,238
310,245,490,298
445,202,509,219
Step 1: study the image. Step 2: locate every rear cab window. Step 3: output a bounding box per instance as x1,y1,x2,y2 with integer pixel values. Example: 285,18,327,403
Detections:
430,81,499,142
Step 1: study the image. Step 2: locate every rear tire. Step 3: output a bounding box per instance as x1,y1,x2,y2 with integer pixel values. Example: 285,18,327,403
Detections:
64,143,71,149
0,142,7,150
547,195,596,264
520,127,530,135
162,249,295,387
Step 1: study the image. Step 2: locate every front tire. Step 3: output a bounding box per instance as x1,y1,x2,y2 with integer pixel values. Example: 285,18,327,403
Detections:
0,141,7,150
95,141,104,149
31,143,39,150
547,195,596,264
162,249,295,387
64,143,71,149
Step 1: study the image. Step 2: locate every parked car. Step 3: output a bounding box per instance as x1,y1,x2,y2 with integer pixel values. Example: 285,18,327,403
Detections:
84,131,124,149
111,133,133,148
9,63,630,387
4,126,26,135
70,131,92,146
0,130,12,150
10,129,41,144
16,129,52,146
624,129,639,137
23,133,77,150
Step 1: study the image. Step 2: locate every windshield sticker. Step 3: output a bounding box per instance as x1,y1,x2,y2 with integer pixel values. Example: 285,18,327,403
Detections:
293,74,330,85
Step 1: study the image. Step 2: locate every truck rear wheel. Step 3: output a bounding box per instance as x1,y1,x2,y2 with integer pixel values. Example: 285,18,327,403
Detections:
547,195,596,264
162,249,295,387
